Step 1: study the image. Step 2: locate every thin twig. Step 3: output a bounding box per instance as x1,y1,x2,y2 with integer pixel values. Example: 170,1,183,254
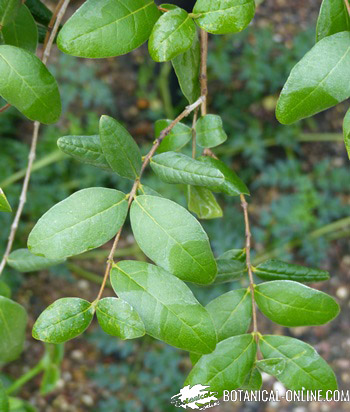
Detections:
344,0,350,16
192,108,199,158
240,194,258,340
0,103,11,113
0,0,71,276
200,30,208,116
41,0,65,59
94,95,206,301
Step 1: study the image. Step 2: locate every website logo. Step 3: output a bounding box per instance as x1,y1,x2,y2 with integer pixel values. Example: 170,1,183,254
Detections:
171,384,220,410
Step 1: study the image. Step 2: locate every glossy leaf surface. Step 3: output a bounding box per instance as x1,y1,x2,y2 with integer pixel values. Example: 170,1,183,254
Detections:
316,0,350,41
187,186,223,220
0,0,20,27
0,188,12,212
196,114,227,148
213,258,247,284
7,249,65,273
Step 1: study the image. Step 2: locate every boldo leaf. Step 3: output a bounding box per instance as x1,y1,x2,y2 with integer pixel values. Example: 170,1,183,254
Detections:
155,119,192,153
259,335,338,396
99,115,142,180
57,0,160,58
276,32,350,125
25,0,52,26
316,0,350,42
198,156,250,196
171,33,200,103
255,280,340,327
32,298,95,343
206,289,252,342
343,107,350,159
256,357,286,376
111,260,217,354
28,188,128,260
213,258,247,284
7,249,65,273
57,135,112,171
150,152,225,188
96,297,145,339
0,296,27,363
0,188,12,212
253,259,330,283
0,45,61,124
219,248,246,262
149,7,196,62
185,334,257,397
0,0,20,27
130,195,217,284
241,368,262,391
196,114,227,148
193,0,256,34
1,5,38,53
187,185,223,220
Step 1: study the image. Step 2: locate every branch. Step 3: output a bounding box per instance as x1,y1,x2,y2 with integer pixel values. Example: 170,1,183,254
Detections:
200,30,208,116
0,0,71,276
94,95,206,301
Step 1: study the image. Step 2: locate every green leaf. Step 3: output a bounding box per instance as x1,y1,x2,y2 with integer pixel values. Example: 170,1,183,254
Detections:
190,352,201,365
7,249,65,273
96,297,145,339
99,115,142,180
130,195,217,284
259,335,338,396
40,364,60,396
57,135,112,171
0,45,61,124
171,33,200,103
219,248,246,262
196,114,227,148
213,259,247,284
28,188,128,260
0,188,12,212
256,358,286,376
276,32,350,125
0,296,27,363
316,0,350,42
241,368,262,391
343,107,350,159
187,186,223,220
8,398,37,412
0,281,11,299
0,380,9,412
206,289,252,342
57,0,160,58
193,0,255,34
1,5,38,53
111,261,217,354
137,184,162,197
198,156,250,196
185,334,257,397
149,7,196,62
150,152,225,188
26,0,52,27
253,259,330,283
0,0,20,27
155,119,192,153
32,298,94,343
255,280,340,327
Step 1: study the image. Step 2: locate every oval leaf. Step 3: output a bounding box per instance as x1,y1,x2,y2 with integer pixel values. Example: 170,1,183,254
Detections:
213,258,247,284
149,7,196,62
255,280,340,327
0,0,20,27
130,195,217,284
259,335,338,396
26,0,52,26
343,107,350,159
0,45,61,124
57,0,160,58
171,33,200,103
96,297,145,339
196,114,227,148
185,334,257,397
193,0,255,34
155,119,192,153
99,115,142,180
206,289,252,342
253,259,330,283
7,248,65,273
0,296,27,363
32,298,94,343
0,188,12,212
199,156,250,196
187,185,223,220
57,135,112,171
111,260,217,354
316,0,350,42
276,32,350,125
150,152,225,188
28,188,128,260
1,5,38,53
219,248,246,262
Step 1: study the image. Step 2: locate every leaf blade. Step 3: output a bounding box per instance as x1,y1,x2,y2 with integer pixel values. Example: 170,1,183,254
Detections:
0,188,12,212
155,119,192,153
316,0,350,42
196,114,227,148
7,249,65,272
187,185,223,220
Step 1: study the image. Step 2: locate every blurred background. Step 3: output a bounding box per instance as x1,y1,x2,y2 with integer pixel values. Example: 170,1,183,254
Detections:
0,0,349,410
